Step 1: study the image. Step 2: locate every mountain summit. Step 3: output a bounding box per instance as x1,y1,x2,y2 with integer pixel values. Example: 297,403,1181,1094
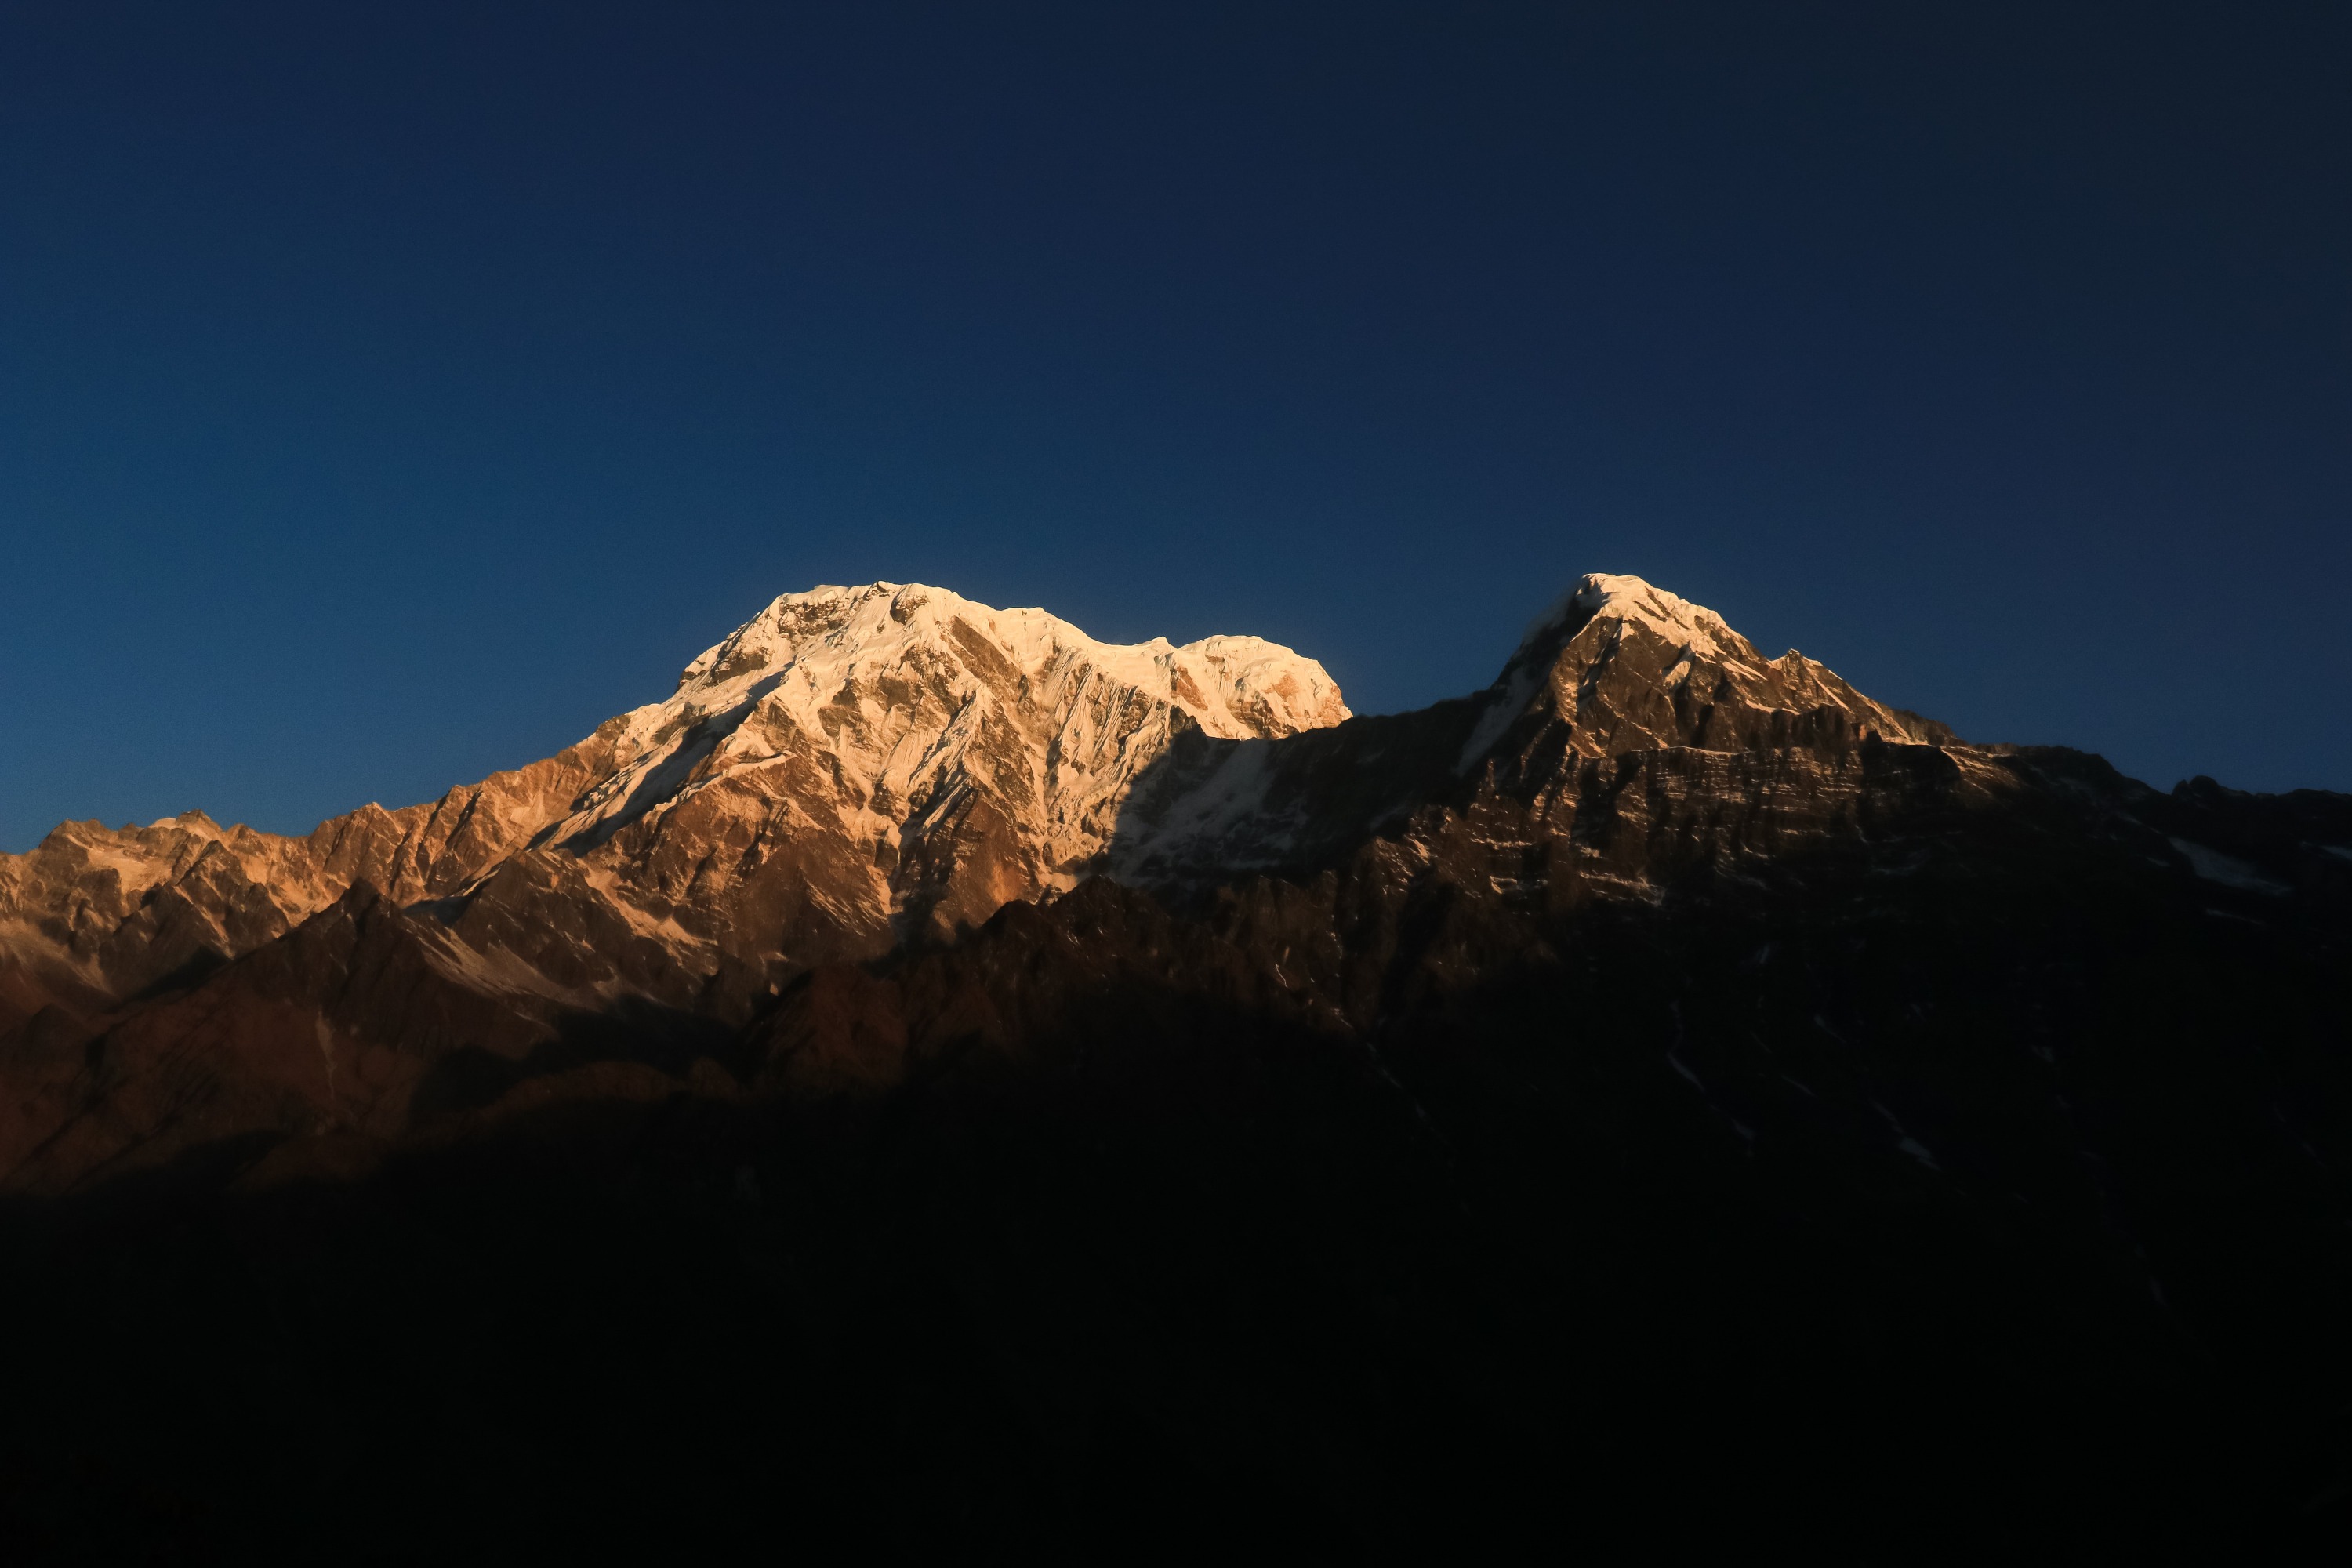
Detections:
1487,571,1953,759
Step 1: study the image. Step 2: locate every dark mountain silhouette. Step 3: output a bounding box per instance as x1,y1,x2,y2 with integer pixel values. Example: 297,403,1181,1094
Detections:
2,575,2347,1559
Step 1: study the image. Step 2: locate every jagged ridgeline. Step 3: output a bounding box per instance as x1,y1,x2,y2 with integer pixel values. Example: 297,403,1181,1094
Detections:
2,575,2347,1556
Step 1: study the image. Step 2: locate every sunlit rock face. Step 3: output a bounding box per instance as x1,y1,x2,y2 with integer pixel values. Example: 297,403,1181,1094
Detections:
0,582,1351,1180
5,568,2347,1182
0,568,2179,1184
539,581,1350,963
1477,572,1955,764
13,565,2349,1172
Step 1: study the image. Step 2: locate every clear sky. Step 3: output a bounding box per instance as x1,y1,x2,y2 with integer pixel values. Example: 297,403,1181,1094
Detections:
4,3,2348,850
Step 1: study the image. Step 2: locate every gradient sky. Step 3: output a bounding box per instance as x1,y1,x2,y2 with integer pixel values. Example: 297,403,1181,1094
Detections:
4,2,2348,851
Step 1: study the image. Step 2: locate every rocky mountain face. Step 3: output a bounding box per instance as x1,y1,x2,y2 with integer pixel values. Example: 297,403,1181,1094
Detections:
0,581,1347,1181
2,574,2348,1558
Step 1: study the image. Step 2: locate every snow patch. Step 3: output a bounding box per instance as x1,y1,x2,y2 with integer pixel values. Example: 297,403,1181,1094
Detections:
1112,738,1306,875
2168,838,2289,896
1515,572,1744,662
1455,664,1540,775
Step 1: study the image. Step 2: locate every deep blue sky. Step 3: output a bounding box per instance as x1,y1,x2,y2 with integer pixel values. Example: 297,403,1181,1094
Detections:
5,3,2348,849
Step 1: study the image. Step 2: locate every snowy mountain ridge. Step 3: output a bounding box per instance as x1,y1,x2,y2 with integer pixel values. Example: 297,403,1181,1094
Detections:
0,571,1961,1039
0,568,1989,1062
1519,572,1744,663
0,580,1353,1025
546,581,1348,856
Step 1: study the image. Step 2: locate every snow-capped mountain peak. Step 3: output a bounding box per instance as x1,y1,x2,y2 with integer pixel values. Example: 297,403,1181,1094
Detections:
1518,572,1744,664
671,582,1345,741
1562,572,1740,657
0,582,1356,1028
1451,571,1951,768
550,583,1350,888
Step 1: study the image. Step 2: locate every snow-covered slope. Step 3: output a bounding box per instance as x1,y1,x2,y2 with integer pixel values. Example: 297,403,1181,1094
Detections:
0,583,1348,1027
1523,572,1746,661
545,582,1345,868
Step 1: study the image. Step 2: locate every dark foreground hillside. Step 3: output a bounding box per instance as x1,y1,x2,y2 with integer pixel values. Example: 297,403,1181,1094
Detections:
5,579,2349,1559
5,766,2349,1562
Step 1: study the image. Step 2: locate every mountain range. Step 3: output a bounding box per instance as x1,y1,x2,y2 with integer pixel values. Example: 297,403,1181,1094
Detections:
3,573,2347,1557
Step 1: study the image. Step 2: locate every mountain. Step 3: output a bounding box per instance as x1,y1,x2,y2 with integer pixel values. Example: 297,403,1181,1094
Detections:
0,583,1349,1185
1,581,1345,1016
2,574,2348,1558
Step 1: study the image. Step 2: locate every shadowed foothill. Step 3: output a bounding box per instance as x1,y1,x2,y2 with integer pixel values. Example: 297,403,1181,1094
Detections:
2,575,2348,1558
